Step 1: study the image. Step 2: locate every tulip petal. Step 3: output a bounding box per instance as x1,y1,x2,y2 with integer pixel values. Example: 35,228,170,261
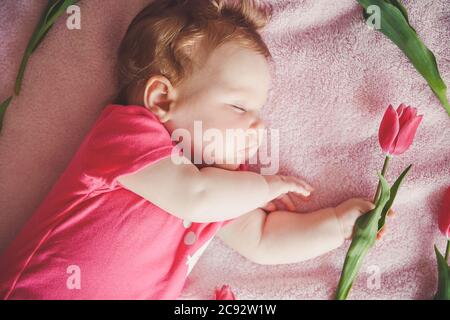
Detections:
398,106,417,129
438,186,450,239
391,114,423,155
215,285,236,300
396,103,406,118
378,105,400,154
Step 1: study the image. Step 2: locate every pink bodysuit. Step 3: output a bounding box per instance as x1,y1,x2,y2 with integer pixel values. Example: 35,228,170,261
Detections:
0,104,241,299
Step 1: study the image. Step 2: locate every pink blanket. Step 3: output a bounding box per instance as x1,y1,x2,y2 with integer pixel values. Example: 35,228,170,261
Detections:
0,0,449,300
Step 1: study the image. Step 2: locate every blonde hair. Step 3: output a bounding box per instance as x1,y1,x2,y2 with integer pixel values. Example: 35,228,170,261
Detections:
116,0,272,105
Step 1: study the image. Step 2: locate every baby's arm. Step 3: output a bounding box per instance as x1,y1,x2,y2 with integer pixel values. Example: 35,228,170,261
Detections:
117,152,312,223
217,198,376,265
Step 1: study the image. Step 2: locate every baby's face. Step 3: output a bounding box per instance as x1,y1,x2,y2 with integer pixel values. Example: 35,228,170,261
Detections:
165,41,271,169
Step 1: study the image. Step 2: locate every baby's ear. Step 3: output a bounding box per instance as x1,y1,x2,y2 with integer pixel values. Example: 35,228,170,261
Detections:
143,75,174,122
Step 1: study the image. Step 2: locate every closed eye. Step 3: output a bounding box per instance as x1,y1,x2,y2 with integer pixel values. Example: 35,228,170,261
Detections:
228,104,247,113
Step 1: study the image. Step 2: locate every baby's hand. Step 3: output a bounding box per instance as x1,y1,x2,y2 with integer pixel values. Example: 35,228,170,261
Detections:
261,175,314,212
335,198,395,240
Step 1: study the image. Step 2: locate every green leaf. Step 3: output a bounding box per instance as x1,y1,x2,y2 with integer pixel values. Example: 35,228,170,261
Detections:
0,96,13,132
335,172,391,300
15,0,80,95
357,0,450,116
44,1,66,27
378,164,412,231
29,0,61,53
32,0,79,53
434,245,450,300
384,0,410,26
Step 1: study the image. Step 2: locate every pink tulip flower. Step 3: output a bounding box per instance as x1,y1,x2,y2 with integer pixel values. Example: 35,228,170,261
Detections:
378,104,423,156
214,285,236,300
438,186,450,239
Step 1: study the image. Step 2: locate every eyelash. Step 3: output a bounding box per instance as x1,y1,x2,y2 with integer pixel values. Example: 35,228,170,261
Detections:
229,104,246,113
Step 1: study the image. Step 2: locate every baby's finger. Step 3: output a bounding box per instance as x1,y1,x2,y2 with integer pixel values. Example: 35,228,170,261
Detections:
262,202,276,212
387,208,395,217
287,181,312,197
359,198,375,212
288,192,302,207
270,196,287,209
274,199,287,211
292,177,314,193
280,194,296,211
292,186,311,197
376,226,386,240
289,191,311,202
281,176,312,196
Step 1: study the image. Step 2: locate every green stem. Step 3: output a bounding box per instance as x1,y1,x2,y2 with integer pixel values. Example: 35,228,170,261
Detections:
15,52,32,95
445,239,450,262
373,155,391,203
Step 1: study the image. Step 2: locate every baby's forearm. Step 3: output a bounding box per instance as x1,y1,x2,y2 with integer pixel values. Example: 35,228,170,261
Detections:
254,207,345,265
191,166,270,223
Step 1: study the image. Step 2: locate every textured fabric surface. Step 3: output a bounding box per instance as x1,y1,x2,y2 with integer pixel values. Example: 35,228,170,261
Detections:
0,0,449,299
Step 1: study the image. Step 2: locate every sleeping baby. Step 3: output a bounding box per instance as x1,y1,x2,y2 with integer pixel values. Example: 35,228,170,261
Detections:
0,0,386,299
